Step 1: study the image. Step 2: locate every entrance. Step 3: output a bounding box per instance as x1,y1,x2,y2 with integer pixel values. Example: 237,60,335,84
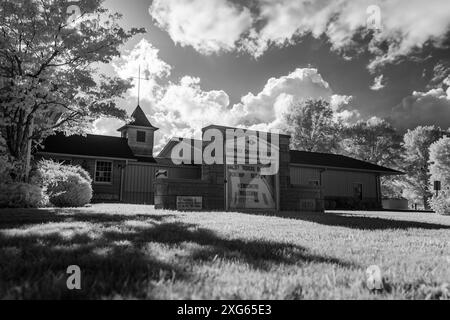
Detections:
226,164,276,210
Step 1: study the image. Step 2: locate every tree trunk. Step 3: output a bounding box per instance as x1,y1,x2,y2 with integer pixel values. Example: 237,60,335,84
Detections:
5,111,32,182
423,196,430,210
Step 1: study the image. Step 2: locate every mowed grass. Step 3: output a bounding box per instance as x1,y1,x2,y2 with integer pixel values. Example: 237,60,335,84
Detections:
0,204,449,300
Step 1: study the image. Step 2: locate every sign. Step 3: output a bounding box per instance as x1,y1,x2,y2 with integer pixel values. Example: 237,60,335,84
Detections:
227,164,276,210
434,181,441,191
176,196,202,211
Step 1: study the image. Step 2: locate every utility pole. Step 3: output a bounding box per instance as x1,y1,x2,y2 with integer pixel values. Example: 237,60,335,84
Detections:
137,65,140,106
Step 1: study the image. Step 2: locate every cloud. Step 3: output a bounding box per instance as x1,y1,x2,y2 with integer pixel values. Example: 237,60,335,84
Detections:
391,87,450,130
153,68,356,145
149,0,450,70
330,94,360,123
112,38,171,104
149,0,253,55
250,0,450,70
91,118,124,137
98,38,359,151
234,68,334,130
151,75,238,149
150,68,356,150
370,75,386,91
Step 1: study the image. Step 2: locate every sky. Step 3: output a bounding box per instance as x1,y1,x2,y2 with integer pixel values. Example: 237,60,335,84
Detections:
92,0,450,151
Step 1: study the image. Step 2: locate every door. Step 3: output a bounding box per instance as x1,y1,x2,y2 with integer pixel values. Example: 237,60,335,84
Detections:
226,164,276,210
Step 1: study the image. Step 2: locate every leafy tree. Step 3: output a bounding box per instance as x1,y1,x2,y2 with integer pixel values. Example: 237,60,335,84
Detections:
285,98,340,153
339,117,403,199
340,117,401,167
428,136,450,215
401,126,444,209
0,0,145,180
429,136,450,189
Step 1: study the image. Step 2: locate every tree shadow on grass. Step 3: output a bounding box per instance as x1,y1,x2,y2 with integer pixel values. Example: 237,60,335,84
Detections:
0,207,175,229
246,211,450,231
0,212,185,299
102,221,358,270
0,210,357,299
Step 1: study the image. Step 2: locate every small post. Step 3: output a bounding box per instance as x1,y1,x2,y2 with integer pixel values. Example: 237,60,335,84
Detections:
137,65,141,106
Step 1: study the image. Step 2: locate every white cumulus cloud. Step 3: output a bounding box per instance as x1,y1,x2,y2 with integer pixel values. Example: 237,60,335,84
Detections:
95,38,360,152
370,75,386,91
112,38,171,104
391,87,450,130
153,68,357,145
149,0,253,55
149,0,450,70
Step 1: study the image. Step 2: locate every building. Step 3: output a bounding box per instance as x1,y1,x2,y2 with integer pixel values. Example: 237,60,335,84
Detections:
37,106,402,212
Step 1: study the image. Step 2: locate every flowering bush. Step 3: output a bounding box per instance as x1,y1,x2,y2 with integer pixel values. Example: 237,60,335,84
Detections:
0,183,47,208
429,191,450,215
33,160,93,207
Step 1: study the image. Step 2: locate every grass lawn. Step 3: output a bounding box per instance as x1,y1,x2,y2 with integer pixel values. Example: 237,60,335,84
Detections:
0,204,449,300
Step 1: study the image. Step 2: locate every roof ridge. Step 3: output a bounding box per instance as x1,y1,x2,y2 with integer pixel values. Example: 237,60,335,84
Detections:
129,105,158,129
289,149,402,174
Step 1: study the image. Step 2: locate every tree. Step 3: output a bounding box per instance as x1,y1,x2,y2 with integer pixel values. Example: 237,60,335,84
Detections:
0,0,145,180
429,136,450,189
401,126,444,209
340,117,401,167
285,98,340,153
428,136,450,215
340,117,403,199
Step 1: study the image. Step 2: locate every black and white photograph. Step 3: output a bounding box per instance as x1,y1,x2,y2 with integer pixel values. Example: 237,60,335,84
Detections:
0,0,449,305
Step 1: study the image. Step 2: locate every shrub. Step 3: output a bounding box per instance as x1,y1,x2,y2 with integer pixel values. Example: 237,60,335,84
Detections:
0,183,47,208
33,160,93,207
429,191,450,215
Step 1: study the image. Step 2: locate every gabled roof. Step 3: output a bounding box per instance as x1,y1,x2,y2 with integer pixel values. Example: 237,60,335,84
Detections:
118,105,158,131
290,150,403,175
39,133,141,161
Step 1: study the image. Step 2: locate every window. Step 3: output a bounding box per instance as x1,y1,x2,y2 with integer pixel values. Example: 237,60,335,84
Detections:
95,161,113,183
353,183,363,200
137,131,146,143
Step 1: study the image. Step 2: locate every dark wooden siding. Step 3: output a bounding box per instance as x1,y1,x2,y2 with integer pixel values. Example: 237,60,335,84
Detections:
290,165,378,199
122,163,201,204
